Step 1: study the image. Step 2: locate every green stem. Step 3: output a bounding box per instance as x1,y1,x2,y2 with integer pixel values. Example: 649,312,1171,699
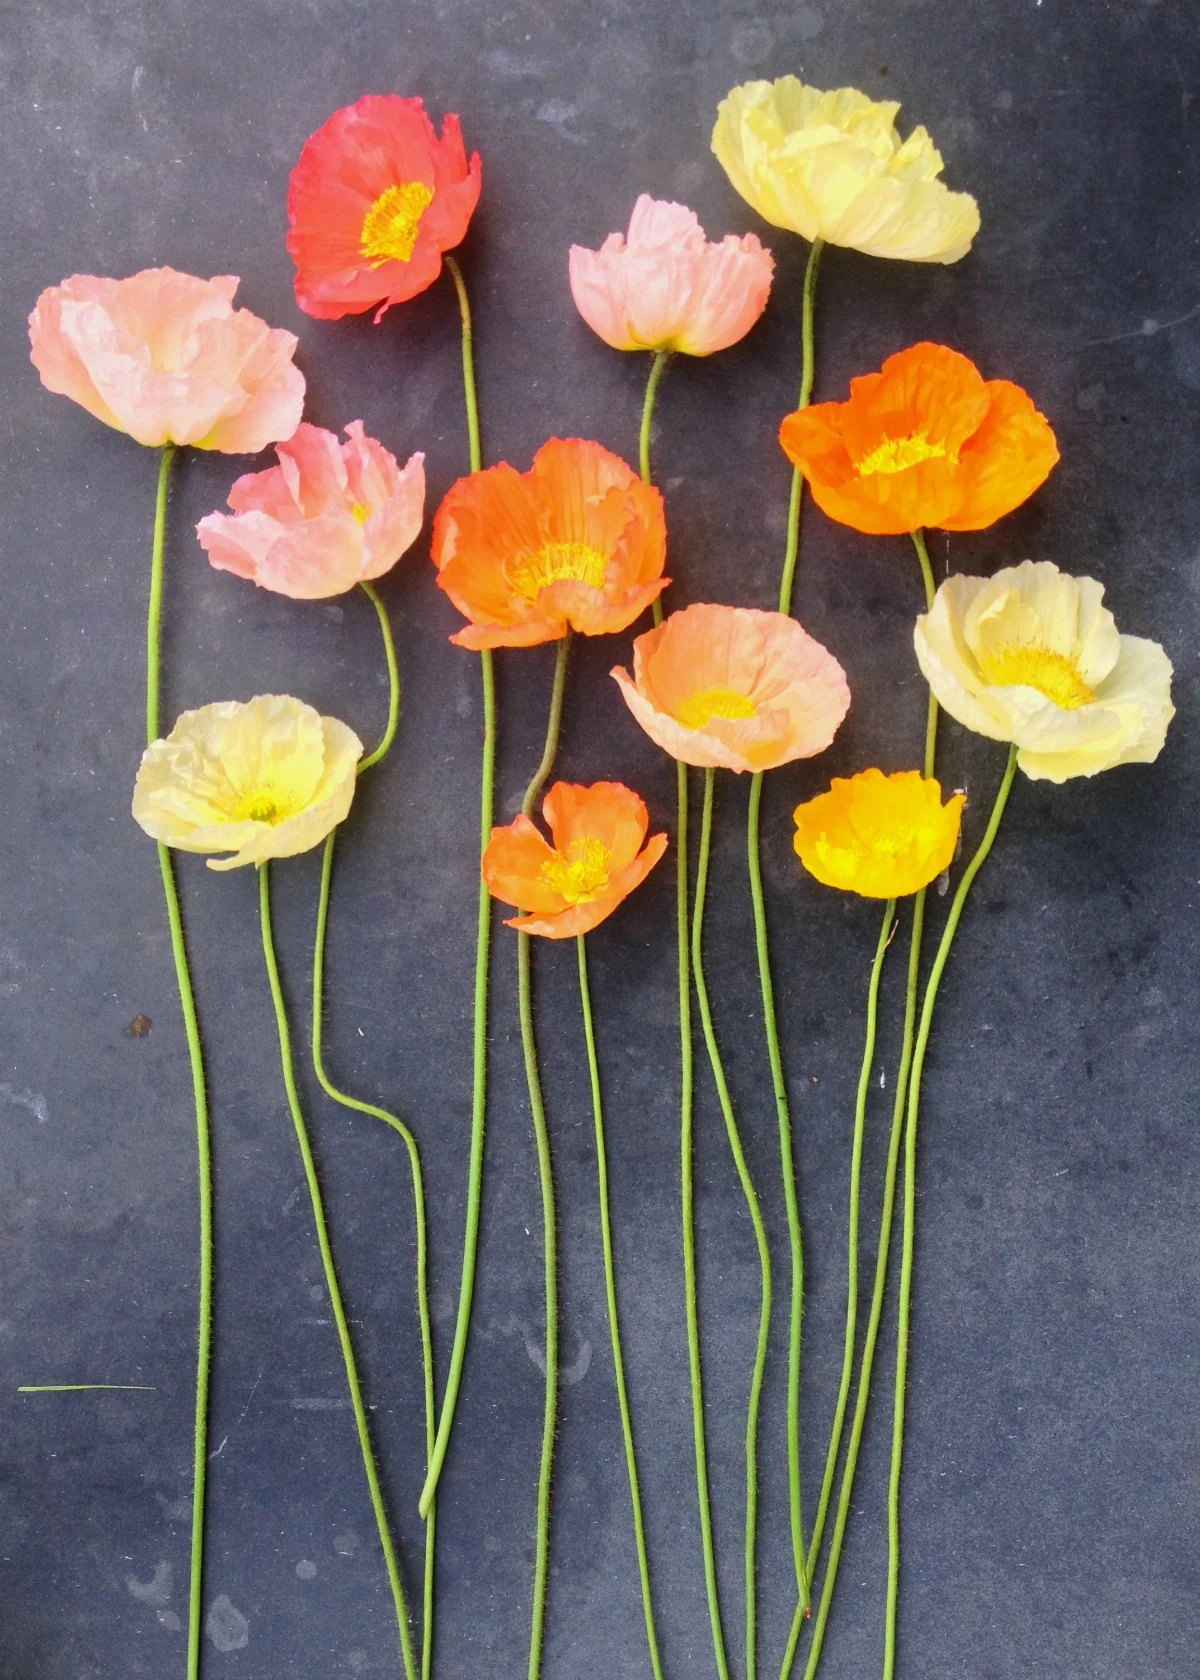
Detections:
883,745,1018,1679
577,936,665,1680
144,443,212,1680
776,238,824,618
357,582,401,774
310,597,436,1680
910,530,938,775
521,634,571,820
693,768,772,1680
516,645,574,1680
639,350,671,487
747,770,808,1612
801,903,895,1580
636,348,727,1680
419,255,494,1520
259,862,416,1680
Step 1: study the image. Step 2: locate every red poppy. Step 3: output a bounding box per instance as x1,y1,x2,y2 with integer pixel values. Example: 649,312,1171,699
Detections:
286,95,482,322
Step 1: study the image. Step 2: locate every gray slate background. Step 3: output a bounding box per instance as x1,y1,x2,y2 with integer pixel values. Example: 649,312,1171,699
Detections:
2,1,1197,1676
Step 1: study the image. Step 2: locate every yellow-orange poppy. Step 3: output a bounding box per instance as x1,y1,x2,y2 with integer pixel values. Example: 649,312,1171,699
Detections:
793,768,964,898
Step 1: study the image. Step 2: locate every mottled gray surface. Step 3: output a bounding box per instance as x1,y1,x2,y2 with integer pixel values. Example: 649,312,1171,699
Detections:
2,1,1198,1677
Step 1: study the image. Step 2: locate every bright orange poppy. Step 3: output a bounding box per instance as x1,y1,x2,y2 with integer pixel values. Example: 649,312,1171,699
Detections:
432,438,668,649
287,95,481,322
483,781,668,938
778,342,1058,536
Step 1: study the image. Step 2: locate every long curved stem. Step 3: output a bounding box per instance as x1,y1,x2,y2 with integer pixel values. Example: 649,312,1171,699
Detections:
311,591,436,1680
419,255,494,1520
776,238,824,619
882,745,1018,1678
259,861,416,1680
144,443,212,1680
637,351,728,1680
516,645,573,1680
693,768,772,1680
577,935,665,1680
802,903,895,1577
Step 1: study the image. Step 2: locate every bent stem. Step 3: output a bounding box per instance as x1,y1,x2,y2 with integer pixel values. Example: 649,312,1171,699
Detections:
693,768,773,1680
776,237,824,619
577,934,665,1680
420,253,495,1521
144,443,212,1680
310,591,436,1680
259,861,416,1680
637,349,728,1680
518,641,572,1680
882,744,1018,1679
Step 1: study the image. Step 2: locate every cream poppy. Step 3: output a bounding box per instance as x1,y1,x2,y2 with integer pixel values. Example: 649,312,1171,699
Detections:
711,79,979,264
914,561,1174,782
133,695,362,869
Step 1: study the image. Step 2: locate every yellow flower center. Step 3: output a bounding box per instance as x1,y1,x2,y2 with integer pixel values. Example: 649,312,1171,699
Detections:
856,431,956,478
360,181,435,266
540,837,613,905
977,644,1095,710
241,793,284,825
510,541,608,602
351,502,371,525
676,686,758,729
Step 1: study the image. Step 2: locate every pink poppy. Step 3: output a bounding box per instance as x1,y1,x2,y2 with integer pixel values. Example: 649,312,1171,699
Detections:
569,195,773,355
612,602,850,772
196,421,425,599
28,269,304,451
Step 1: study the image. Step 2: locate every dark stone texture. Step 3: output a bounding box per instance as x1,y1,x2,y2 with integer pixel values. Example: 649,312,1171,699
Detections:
2,1,1197,1677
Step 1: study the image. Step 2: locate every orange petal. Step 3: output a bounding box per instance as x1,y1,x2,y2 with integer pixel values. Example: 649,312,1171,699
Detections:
481,815,571,913
542,780,650,871
944,379,1059,531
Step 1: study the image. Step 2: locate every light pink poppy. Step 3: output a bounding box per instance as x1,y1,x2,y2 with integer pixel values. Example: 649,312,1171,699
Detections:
29,268,305,452
569,195,774,356
612,602,850,772
196,421,425,599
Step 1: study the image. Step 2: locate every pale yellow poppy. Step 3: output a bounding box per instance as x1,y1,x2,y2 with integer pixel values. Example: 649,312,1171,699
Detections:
712,79,979,263
914,561,1174,782
133,694,362,869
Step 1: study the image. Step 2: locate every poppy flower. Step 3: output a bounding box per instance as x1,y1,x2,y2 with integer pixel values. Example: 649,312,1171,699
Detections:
914,560,1174,782
778,343,1059,537
28,269,304,451
482,781,667,938
793,769,965,898
712,79,979,264
197,420,425,599
568,194,774,355
286,94,482,322
432,437,667,649
611,602,849,772
133,695,362,870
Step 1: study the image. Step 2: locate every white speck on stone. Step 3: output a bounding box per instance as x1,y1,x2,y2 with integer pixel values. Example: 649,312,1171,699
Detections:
334,1530,362,1557
206,1594,249,1653
296,1559,318,1580
0,1084,49,1124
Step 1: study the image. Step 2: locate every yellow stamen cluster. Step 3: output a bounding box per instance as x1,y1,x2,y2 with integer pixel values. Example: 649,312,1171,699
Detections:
976,644,1095,710
676,685,759,729
360,181,435,266
856,431,954,478
510,541,608,602
540,837,612,905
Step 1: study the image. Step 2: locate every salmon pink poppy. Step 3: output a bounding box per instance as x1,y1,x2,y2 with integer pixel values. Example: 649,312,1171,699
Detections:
28,269,304,451
569,194,774,355
612,602,849,772
432,437,667,649
197,420,425,599
778,342,1058,536
287,94,482,322
482,781,667,938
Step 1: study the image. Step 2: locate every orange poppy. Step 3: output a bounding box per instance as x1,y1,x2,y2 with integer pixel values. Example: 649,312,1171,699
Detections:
778,342,1058,535
482,781,667,938
287,95,482,322
432,438,668,649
